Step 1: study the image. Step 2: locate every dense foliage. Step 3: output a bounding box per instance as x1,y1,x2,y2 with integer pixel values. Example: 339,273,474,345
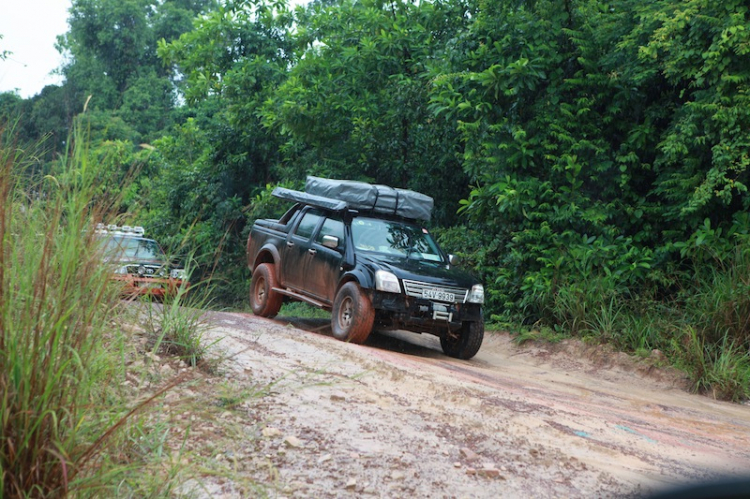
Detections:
2,0,750,399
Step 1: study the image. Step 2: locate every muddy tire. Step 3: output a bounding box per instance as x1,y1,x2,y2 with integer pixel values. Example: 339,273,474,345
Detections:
441,320,484,360
331,282,374,344
250,263,283,318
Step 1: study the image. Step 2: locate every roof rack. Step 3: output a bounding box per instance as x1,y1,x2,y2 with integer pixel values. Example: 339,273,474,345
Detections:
272,187,348,212
95,223,146,237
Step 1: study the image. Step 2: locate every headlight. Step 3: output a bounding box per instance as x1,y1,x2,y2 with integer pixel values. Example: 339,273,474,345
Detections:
375,270,401,293
170,268,187,280
113,266,129,275
467,284,484,304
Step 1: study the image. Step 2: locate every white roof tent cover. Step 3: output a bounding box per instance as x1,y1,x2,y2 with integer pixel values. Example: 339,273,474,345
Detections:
305,176,434,221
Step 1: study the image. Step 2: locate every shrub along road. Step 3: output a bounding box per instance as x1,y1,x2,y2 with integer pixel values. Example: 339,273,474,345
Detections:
188,310,750,497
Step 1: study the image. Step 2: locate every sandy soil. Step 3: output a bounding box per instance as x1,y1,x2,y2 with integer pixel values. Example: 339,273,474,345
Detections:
166,310,750,498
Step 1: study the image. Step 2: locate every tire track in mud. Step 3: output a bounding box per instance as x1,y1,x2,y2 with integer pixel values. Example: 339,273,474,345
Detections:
203,310,750,497
361,335,750,487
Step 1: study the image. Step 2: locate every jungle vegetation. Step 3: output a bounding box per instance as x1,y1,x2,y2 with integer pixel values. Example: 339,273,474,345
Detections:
2,0,750,401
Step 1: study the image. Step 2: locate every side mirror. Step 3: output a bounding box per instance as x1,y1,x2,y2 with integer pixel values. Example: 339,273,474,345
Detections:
448,254,461,266
322,235,340,249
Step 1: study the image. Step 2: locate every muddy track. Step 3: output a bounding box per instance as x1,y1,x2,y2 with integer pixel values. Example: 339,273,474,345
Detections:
198,310,750,498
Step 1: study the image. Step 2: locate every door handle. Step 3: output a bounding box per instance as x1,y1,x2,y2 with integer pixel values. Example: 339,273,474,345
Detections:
286,241,294,248
308,249,317,256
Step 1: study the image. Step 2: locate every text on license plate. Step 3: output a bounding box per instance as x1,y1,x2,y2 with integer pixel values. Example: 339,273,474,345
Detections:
422,289,455,302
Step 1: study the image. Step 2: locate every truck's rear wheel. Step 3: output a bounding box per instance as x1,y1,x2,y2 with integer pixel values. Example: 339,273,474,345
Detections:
250,263,283,317
332,282,374,344
441,320,484,359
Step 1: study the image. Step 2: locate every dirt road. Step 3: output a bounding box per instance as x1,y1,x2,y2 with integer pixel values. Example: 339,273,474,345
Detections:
194,310,750,498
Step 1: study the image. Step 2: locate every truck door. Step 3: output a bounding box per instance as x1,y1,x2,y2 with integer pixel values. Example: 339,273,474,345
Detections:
307,216,346,303
281,209,324,291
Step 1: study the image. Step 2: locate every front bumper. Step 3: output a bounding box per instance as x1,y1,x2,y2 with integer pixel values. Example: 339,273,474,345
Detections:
370,291,483,335
113,275,189,299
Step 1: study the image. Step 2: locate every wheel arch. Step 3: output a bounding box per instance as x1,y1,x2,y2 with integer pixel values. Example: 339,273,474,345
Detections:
336,267,374,297
252,245,280,273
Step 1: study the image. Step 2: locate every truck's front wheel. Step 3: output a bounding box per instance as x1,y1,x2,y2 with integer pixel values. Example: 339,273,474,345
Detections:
332,282,374,344
250,263,283,318
441,320,484,360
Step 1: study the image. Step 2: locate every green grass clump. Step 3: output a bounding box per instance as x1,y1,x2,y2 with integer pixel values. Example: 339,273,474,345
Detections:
0,126,127,496
278,301,331,320
143,278,217,370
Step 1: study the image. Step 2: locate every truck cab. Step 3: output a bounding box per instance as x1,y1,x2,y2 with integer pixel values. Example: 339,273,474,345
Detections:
246,178,485,359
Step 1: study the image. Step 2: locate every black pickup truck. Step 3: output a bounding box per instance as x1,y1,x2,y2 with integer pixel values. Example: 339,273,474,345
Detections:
246,177,485,359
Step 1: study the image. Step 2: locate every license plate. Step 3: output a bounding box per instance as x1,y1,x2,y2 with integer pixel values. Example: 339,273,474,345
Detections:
139,282,162,289
422,289,455,302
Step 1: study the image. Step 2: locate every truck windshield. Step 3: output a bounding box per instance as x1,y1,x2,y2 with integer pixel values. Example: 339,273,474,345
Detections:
105,236,165,261
351,217,443,262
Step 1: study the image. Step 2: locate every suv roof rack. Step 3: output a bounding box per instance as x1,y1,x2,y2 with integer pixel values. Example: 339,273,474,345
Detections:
95,223,146,237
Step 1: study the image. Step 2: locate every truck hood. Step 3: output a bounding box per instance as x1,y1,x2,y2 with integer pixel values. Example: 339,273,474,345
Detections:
358,253,480,289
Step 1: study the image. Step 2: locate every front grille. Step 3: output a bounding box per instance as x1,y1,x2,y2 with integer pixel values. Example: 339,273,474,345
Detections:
126,264,166,278
402,279,469,303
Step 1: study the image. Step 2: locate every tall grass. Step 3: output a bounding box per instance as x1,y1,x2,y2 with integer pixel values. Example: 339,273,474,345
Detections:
688,245,750,346
541,248,750,401
0,125,130,496
675,245,750,401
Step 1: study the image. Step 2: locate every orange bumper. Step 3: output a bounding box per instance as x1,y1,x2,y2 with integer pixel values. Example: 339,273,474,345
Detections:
113,275,189,299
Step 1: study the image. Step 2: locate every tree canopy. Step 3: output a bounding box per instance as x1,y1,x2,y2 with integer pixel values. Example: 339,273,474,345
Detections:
3,0,750,325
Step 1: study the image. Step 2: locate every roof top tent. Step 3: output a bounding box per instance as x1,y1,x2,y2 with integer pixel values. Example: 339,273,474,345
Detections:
304,176,434,221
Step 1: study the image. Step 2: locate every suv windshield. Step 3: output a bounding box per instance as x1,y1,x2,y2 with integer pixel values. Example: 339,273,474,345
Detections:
105,235,165,261
351,217,443,262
